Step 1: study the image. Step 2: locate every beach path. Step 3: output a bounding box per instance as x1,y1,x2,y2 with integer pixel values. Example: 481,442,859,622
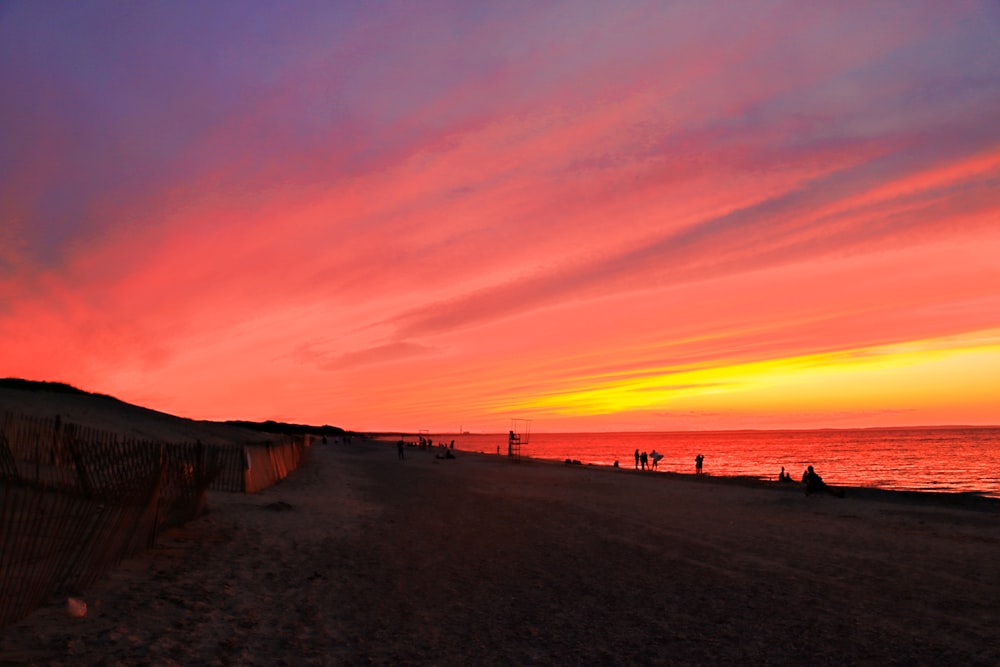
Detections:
2,440,998,665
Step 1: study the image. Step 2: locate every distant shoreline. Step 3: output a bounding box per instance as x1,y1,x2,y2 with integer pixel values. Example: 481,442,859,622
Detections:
380,424,1000,437
378,436,1000,507
3,380,996,502
376,434,1000,500
488,450,1000,509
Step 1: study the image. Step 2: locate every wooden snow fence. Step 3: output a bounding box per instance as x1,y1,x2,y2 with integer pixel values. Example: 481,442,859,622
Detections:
0,412,310,627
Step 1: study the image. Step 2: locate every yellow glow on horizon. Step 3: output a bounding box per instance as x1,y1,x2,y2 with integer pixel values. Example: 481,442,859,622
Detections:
505,330,1000,417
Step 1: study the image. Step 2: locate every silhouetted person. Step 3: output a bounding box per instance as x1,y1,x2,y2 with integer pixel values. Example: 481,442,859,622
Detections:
634,448,640,470
804,465,844,497
640,451,648,470
695,454,704,474
397,440,405,460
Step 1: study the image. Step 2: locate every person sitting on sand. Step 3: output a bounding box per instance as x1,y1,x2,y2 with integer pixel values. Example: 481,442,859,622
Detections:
804,465,844,497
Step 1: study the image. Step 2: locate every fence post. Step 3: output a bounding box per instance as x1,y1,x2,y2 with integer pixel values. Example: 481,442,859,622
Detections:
68,427,95,499
0,428,19,480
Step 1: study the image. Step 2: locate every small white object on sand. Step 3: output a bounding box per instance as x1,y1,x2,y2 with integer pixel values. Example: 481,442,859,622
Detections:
66,597,87,618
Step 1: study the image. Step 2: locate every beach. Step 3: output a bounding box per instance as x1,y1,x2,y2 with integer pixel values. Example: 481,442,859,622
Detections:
2,440,998,666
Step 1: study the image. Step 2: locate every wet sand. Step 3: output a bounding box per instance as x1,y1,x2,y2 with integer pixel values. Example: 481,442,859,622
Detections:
2,440,998,666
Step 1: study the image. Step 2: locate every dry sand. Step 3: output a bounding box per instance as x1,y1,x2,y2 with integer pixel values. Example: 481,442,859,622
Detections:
2,440,998,666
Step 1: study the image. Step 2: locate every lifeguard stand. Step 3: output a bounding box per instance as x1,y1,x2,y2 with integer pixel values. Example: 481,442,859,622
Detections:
507,418,531,460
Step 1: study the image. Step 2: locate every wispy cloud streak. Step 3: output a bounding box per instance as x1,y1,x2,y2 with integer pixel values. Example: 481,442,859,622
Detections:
1,1,998,430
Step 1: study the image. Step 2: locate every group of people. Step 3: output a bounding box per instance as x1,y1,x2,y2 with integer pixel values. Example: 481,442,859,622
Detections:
397,437,455,460
777,465,844,497
626,453,841,496
632,449,705,474
802,465,845,497
633,449,661,470
414,436,453,449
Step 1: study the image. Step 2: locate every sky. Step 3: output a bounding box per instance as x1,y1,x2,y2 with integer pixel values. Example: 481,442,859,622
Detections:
2,1,1000,433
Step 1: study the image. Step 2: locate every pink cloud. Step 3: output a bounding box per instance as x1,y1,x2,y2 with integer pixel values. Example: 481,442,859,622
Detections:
2,2,998,430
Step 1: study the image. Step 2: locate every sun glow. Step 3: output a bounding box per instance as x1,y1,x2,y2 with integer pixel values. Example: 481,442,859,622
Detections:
506,330,1000,419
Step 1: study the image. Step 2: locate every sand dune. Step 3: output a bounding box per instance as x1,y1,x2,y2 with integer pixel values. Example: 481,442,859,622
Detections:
0,386,275,445
2,438,997,666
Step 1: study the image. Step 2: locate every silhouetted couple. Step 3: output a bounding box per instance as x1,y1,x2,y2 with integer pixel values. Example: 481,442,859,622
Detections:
803,465,844,498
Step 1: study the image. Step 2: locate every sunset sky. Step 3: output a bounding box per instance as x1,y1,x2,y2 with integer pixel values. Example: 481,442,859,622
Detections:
2,2,999,433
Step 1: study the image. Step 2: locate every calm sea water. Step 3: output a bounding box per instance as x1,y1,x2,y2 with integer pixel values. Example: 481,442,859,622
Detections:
420,428,1000,498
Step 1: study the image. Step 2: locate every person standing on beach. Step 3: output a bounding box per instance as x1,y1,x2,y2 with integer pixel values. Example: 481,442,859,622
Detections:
640,451,648,470
695,454,704,474
634,448,640,470
397,440,405,460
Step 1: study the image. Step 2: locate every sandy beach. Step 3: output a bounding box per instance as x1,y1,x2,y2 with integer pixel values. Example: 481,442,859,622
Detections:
2,439,998,666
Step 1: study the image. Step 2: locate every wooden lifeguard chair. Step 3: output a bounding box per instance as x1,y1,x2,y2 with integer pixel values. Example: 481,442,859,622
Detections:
507,418,531,461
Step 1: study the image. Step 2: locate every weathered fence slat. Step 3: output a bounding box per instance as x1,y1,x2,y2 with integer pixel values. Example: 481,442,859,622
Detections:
0,411,310,627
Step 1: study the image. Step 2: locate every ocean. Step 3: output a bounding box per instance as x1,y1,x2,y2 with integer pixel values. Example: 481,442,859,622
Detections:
417,427,1000,498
